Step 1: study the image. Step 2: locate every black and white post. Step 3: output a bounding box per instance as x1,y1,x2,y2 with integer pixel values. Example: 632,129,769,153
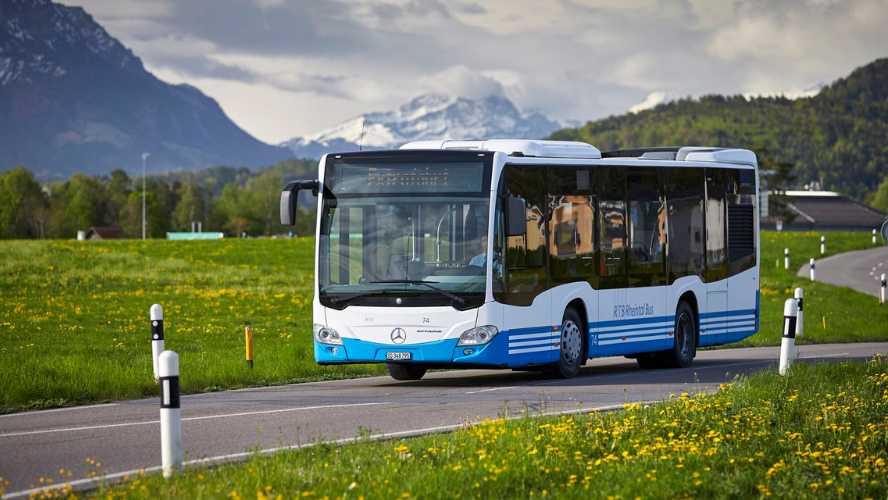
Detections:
151,304,165,381
809,258,816,281
784,248,790,270
779,298,798,376
874,229,878,245
159,350,183,477
794,288,804,338
880,273,886,306
820,236,825,256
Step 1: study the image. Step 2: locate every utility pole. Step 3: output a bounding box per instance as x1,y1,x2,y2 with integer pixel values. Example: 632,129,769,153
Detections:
142,152,150,240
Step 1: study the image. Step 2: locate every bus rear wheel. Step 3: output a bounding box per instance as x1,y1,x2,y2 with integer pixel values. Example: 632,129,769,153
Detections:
386,363,427,381
545,308,584,379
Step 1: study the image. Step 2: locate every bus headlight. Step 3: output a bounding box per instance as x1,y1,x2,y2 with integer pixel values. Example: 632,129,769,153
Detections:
314,324,343,345
457,325,499,346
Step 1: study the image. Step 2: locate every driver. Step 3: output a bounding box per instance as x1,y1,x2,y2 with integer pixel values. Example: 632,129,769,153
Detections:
468,235,488,267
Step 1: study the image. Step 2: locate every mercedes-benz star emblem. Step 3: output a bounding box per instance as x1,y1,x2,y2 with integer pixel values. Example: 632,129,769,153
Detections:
391,328,406,344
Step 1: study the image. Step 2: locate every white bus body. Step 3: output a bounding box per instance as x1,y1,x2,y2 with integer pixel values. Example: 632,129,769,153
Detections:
281,140,760,380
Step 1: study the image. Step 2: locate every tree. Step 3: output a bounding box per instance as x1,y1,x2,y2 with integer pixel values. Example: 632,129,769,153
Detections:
0,167,49,239
872,175,888,213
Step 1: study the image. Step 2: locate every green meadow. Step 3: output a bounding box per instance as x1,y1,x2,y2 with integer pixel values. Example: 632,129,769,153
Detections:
0,231,886,413
71,356,888,500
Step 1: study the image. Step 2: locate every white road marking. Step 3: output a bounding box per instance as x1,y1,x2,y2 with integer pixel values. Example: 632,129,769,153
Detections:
464,387,506,394
0,403,119,418
0,403,386,438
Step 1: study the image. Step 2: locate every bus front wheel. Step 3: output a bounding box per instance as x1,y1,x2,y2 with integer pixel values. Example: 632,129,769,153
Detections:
386,363,427,381
545,308,584,379
662,301,697,368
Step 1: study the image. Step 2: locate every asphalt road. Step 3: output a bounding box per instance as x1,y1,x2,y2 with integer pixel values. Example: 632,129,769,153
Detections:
2,342,886,499
798,245,888,297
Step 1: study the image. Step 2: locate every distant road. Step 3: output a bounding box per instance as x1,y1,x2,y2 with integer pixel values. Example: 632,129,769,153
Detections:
2,343,886,499
798,246,888,296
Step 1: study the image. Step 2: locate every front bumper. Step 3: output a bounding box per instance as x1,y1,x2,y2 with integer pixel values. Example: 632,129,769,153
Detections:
314,332,511,367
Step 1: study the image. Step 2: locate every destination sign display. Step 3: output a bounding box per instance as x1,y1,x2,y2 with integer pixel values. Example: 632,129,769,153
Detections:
332,162,485,194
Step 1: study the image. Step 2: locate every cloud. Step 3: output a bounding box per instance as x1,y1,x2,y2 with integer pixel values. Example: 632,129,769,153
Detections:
65,0,888,143
416,66,505,99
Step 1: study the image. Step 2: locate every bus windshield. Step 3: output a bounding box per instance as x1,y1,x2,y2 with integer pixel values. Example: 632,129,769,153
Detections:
318,155,492,309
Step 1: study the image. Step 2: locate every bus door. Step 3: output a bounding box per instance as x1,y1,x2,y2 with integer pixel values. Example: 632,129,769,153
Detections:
704,169,728,345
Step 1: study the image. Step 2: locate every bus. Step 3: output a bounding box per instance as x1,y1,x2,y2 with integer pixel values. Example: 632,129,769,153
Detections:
280,140,760,380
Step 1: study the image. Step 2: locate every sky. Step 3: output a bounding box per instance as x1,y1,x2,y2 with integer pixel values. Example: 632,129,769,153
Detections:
66,0,888,145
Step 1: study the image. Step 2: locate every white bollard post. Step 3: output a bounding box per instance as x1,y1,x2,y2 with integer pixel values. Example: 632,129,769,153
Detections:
794,288,804,338
159,351,183,477
150,304,165,381
779,299,798,376
874,229,878,245
809,258,816,281
820,236,825,256
784,248,790,270
881,274,886,307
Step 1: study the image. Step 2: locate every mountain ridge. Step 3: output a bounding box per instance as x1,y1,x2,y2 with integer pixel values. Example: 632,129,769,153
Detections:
549,58,888,201
282,93,563,158
0,0,290,180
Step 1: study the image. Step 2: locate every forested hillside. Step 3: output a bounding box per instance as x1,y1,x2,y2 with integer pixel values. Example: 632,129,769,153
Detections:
550,58,888,201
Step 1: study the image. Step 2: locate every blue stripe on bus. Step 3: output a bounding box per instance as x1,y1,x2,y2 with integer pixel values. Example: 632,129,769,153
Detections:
699,309,756,319
592,315,676,329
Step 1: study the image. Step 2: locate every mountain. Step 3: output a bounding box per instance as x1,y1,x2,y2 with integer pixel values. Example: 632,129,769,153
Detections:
0,0,291,180
282,93,562,158
550,58,888,201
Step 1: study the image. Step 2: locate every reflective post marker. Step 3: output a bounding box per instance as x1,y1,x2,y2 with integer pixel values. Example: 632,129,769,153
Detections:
245,326,254,368
794,288,804,338
810,258,816,281
820,236,825,256
159,350,183,477
784,248,790,270
875,229,878,245
779,299,798,376
881,274,886,306
150,304,165,381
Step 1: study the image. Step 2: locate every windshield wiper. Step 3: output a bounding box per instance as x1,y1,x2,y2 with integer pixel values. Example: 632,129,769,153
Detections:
328,290,386,304
368,280,466,305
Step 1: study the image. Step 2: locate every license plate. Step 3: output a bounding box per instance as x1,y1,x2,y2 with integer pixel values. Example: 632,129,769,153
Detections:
386,352,412,361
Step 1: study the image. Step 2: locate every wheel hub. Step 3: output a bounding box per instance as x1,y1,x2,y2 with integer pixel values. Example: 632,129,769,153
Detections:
561,320,582,364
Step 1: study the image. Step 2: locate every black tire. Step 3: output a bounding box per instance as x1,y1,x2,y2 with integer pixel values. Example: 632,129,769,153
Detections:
385,363,427,381
661,301,697,368
545,308,585,379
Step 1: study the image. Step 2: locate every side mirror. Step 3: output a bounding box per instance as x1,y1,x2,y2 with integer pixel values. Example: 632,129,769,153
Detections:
505,196,527,237
280,180,319,226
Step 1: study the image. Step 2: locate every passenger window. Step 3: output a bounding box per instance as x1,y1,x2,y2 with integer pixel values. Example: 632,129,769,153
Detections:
548,167,597,287
627,167,666,287
495,165,548,306
705,168,728,282
666,168,706,283
598,166,627,289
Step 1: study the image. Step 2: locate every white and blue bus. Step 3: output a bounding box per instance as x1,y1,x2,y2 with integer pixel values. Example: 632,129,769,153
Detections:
280,140,760,380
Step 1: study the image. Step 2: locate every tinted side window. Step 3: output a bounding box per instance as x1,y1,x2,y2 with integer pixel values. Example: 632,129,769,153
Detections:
495,164,548,306
666,168,705,283
726,168,757,275
548,166,598,287
627,167,666,287
598,166,627,289
704,168,728,282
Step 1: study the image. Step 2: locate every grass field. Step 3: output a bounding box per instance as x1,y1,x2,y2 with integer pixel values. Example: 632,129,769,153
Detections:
23,355,887,499
1,232,886,413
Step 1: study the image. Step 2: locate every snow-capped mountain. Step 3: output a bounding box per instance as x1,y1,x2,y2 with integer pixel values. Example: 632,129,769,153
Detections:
282,94,563,158
0,0,290,179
